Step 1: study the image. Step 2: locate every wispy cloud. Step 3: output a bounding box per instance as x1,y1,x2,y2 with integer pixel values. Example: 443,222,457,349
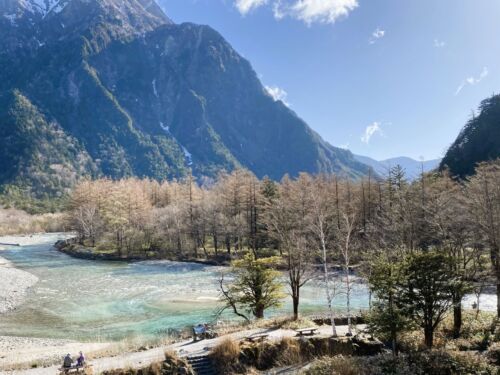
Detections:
369,27,385,44
361,122,382,144
235,0,358,25
455,67,489,96
265,85,289,106
235,0,268,15
433,39,445,48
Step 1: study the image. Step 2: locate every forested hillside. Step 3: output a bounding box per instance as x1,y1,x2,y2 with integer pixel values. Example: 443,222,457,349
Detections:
441,94,500,178
0,0,370,205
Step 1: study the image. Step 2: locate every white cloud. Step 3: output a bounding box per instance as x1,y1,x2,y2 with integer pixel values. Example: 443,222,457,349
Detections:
290,0,358,24
455,67,489,96
433,39,445,48
235,0,358,24
265,85,289,106
361,122,382,144
369,27,385,44
272,0,285,19
235,0,268,15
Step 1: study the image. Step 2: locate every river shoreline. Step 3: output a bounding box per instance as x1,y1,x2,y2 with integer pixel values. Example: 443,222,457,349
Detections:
55,237,230,266
0,255,38,315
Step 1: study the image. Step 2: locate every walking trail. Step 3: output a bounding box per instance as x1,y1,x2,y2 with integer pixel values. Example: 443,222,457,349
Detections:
1,325,360,375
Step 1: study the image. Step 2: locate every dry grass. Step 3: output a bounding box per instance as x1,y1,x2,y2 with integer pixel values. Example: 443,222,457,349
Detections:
279,317,318,330
211,337,241,365
85,335,176,361
213,315,318,337
275,337,302,366
0,208,65,235
101,350,191,375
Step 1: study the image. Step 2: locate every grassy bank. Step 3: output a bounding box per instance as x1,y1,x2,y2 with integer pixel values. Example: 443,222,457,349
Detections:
0,208,66,236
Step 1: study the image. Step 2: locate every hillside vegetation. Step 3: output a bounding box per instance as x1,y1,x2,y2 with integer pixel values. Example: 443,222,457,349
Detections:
441,94,500,178
0,0,370,203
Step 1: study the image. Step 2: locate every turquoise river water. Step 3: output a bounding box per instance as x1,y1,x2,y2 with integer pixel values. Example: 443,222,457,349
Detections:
0,234,370,342
0,234,495,342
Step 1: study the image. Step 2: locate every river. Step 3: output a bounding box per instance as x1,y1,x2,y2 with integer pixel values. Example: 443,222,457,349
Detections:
0,234,496,342
0,233,374,342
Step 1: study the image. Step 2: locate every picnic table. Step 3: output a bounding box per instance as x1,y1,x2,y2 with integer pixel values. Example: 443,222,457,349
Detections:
245,333,269,343
295,327,318,336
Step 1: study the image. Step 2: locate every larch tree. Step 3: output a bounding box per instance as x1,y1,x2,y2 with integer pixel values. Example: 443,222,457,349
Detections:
466,160,500,317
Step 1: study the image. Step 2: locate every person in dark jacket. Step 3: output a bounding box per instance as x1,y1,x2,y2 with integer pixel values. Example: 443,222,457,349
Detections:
63,354,73,368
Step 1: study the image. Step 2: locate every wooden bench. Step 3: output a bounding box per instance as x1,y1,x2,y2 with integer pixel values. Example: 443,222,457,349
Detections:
245,333,269,343
58,365,88,374
295,327,318,336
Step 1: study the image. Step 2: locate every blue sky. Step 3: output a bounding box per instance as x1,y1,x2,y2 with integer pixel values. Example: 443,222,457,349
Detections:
160,0,500,161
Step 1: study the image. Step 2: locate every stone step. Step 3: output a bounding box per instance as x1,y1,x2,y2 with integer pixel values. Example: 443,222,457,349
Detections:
187,355,216,375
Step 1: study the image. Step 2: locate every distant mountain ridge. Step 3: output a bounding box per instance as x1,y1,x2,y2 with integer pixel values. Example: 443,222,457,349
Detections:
0,0,370,199
354,155,441,180
440,94,500,178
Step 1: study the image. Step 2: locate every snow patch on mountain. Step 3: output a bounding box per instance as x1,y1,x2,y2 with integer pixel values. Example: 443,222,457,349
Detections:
159,121,169,132
152,79,158,98
182,146,193,166
159,122,193,166
7,0,70,18
3,14,18,25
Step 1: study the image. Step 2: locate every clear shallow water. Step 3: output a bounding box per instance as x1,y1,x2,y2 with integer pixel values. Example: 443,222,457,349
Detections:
1,234,495,342
0,234,369,341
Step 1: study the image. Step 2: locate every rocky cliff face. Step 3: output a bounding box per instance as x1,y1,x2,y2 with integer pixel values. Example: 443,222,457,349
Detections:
0,0,370,197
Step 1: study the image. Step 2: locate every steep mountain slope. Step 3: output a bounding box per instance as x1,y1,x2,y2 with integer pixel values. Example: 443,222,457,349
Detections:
0,0,370,198
440,94,500,178
354,155,440,180
0,90,98,197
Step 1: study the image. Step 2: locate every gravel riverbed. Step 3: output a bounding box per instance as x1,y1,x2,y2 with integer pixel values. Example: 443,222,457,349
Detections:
0,256,38,314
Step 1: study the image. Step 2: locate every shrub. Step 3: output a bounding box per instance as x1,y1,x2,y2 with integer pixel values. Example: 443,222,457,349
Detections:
303,356,361,375
303,351,499,375
487,342,500,365
407,350,497,375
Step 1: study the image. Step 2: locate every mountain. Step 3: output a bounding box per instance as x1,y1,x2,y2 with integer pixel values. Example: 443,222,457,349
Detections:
0,0,370,200
354,155,441,180
440,94,500,178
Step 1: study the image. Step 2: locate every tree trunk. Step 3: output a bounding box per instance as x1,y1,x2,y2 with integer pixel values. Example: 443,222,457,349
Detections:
255,305,264,319
424,325,434,348
391,336,398,357
346,265,352,336
213,234,218,256
497,279,500,319
292,291,299,321
453,296,462,339
496,256,500,318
